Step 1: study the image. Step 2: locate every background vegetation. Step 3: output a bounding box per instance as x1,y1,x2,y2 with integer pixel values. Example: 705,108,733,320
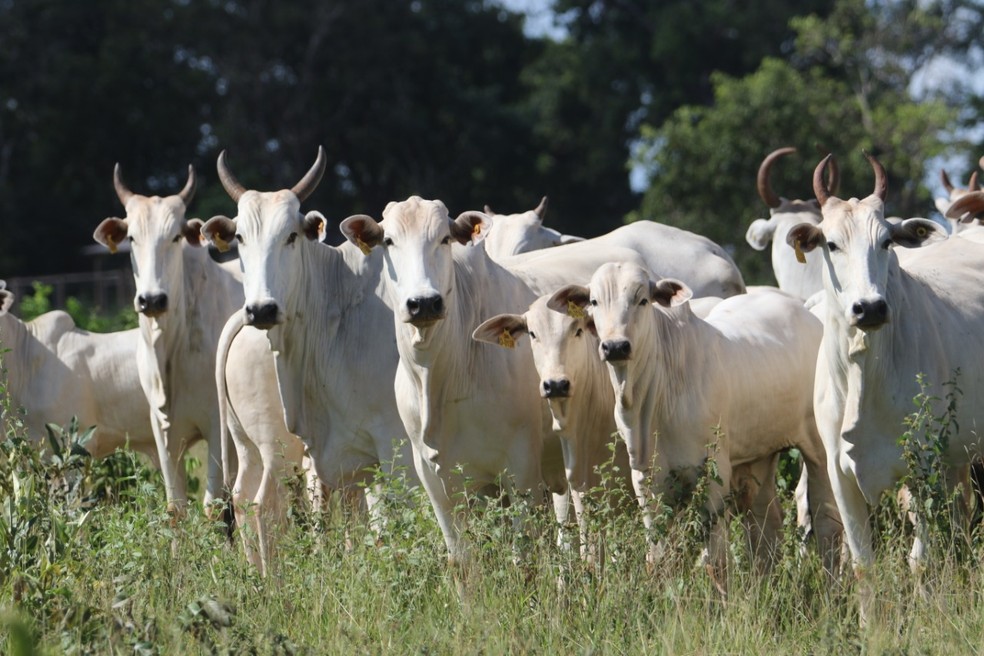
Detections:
1,0,981,284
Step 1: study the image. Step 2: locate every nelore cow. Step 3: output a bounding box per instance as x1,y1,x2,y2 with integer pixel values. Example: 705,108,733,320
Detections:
548,264,840,588
0,281,154,462
482,197,583,260
93,165,244,512
935,160,980,231
202,148,418,552
786,152,984,624
745,147,839,299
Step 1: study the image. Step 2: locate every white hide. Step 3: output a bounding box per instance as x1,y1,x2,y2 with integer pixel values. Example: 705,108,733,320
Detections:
0,287,154,463
483,197,584,261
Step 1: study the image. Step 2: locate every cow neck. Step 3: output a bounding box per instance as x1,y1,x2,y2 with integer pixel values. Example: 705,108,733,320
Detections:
556,342,617,492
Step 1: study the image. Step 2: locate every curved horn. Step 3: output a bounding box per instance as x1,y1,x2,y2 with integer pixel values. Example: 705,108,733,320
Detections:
291,146,326,203
757,147,796,208
863,150,888,201
826,155,839,196
979,155,984,172
113,163,134,206
941,168,954,194
813,154,834,207
217,150,246,203
533,196,548,219
969,170,980,192
177,164,196,206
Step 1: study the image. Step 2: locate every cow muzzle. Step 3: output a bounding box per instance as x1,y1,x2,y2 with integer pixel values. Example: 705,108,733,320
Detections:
850,298,888,330
245,301,281,329
137,293,168,317
601,338,632,362
405,294,445,326
541,378,571,399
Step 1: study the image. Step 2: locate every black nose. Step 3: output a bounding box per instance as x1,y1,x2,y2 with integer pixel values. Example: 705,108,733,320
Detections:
601,339,631,362
541,378,571,399
406,295,445,323
852,299,888,328
245,302,280,328
137,293,168,316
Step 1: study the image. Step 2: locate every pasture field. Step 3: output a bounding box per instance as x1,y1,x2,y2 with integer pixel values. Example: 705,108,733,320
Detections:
3,414,984,655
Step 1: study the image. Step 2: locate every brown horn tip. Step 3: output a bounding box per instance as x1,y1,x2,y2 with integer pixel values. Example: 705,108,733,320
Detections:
483,204,495,215
756,147,796,208
812,154,834,207
178,164,196,206
969,170,980,192
216,150,246,203
533,196,548,218
941,168,954,193
863,150,887,201
113,163,134,206
291,145,327,203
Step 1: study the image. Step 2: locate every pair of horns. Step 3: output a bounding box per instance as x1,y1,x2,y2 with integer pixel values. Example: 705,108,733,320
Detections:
814,151,886,206
757,147,840,208
114,164,196,207
217,146,326,204
941,168,980,194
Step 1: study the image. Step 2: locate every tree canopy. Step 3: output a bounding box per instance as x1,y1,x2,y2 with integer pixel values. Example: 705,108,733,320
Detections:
0,0,980,284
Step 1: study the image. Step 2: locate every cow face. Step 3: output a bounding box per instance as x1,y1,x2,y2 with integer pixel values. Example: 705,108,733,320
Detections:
93,165,201,317
341,196,490,327
482,197,583,259
473,296,594,429
549,262,691,366
786,153,945,331
202,149,326,329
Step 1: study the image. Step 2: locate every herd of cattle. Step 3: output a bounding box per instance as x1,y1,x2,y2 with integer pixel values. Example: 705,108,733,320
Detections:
4,146,984,620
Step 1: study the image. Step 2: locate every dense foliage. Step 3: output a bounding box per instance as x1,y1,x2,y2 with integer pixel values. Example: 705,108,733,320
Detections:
3,0,979,285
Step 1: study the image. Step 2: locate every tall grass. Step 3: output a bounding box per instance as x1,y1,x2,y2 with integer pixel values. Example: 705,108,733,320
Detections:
3,359,984,652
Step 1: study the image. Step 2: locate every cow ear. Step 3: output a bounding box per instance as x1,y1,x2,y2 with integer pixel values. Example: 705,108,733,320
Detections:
303,211,327,242
340,214,384,255
0,287,14,315
483,204,496,216
449,211,492,246
472,313,528,348
547,285,591,317
785,222,824,259
183,218,205,247
745,218,775,251
94,217,129,254
649,278,692,307
202,215,238,253
890,218,947,248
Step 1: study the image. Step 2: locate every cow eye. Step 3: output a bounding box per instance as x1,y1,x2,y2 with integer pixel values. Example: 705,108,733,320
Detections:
128,236,136,244
575,328,583,337
383,237,394,247
172,234,183,243
235,234,245,246
638,298,649,306
528,331,536,340
287,232,298,245
590,299,598,306
826,241,839,252
441,235,451,245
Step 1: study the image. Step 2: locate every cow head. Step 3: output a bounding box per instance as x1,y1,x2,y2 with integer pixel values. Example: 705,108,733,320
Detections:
0,280,14,316
482,196,583,259
785,152,946,331
340,197,491,327
473,296,596,429
93,164,202,317
201,147,327,329
935,167,980,226
548,262,691,366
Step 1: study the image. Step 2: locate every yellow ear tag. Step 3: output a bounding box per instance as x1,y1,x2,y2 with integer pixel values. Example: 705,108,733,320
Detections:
214,234,231,253
107,235,118,255
794,239,806,264
472,222,483,240
356,237,372,256
498,329,516,349
567,301,585,319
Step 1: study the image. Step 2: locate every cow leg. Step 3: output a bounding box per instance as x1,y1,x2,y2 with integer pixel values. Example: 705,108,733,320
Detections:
232,436,264,573
151,414,188,515
798,428,843,577
412,451,467,568
204,414,231,511
828,454,877,625
703,453,732,598
731,455,782,574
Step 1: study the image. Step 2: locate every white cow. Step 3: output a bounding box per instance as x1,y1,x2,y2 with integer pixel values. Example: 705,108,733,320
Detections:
935,164,980,232
548,265,841,584
0,282,154,462
745,147,838,299
786,152,984,623
93,165,244,512
340,197,561,567
201,149,417,537
482,196,584,260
